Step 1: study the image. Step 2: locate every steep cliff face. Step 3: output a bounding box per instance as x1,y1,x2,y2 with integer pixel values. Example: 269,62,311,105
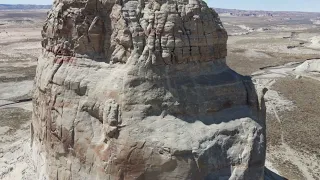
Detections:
32,0,266,179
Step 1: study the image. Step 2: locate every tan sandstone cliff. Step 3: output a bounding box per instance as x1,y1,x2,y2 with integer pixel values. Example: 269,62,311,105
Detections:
32,0,267,179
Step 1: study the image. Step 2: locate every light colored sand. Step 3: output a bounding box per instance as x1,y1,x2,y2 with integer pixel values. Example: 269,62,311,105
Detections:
253,59,320,81
254,79,295,114
307,36,320,49
267,144,320,180
0,123,36,180
0,101,33,111
0,62,37,68
253,59,320,179
295,59,320,73
244,49,272,58
265,160,280,175
0,73,25,78
0,28,41,44
0,14,41,180
0,80,33,100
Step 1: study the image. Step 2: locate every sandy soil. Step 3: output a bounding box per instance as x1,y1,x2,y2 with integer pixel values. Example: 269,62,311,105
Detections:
223,14,320,179
0,10,43,180
0,109,35,180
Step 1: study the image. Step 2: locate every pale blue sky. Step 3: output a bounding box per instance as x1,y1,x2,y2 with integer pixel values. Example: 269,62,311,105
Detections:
0,0,319,12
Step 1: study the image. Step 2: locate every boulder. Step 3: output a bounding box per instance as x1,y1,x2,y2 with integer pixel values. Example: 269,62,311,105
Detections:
32,0,267,179
294,59,320,74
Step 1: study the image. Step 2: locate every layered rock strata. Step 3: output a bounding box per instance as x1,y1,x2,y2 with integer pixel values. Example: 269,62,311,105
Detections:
32,0,266,179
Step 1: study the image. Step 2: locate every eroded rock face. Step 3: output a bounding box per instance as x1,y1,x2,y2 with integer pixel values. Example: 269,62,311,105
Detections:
32,0,266,179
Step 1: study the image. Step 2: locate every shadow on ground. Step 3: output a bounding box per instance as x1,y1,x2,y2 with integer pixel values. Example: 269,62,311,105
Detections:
265,167,288,180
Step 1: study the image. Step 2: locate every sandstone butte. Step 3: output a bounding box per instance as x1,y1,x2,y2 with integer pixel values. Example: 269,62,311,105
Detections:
32,0,267,179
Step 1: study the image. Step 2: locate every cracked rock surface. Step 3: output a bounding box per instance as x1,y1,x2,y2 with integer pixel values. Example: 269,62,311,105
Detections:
32,0,266,179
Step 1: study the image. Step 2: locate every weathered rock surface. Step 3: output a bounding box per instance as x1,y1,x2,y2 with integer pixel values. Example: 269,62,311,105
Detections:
32,0,266,179
294,59,320,74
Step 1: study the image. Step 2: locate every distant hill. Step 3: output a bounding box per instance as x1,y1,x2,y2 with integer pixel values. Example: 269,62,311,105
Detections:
0,4,51,10
213,7,320,17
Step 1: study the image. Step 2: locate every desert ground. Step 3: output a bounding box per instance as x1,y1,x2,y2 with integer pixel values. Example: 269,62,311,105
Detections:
222,13,320,179
0,8,319,180
0,10,45,179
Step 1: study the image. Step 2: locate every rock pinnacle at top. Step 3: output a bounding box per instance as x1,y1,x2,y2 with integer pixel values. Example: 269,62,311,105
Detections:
42,0,227,65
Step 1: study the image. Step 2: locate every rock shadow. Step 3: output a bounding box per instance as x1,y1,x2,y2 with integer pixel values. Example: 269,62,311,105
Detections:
265,167,288,180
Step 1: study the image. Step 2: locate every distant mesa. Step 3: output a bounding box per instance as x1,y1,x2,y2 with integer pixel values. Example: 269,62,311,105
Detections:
213,7,320,17
0,4,51,10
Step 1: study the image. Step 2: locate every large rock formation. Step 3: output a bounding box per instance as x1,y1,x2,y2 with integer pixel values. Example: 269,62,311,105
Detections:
32,0,267,179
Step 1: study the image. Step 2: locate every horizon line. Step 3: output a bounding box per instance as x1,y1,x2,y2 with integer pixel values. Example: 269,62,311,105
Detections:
213,7,320,13
1,3,319,13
